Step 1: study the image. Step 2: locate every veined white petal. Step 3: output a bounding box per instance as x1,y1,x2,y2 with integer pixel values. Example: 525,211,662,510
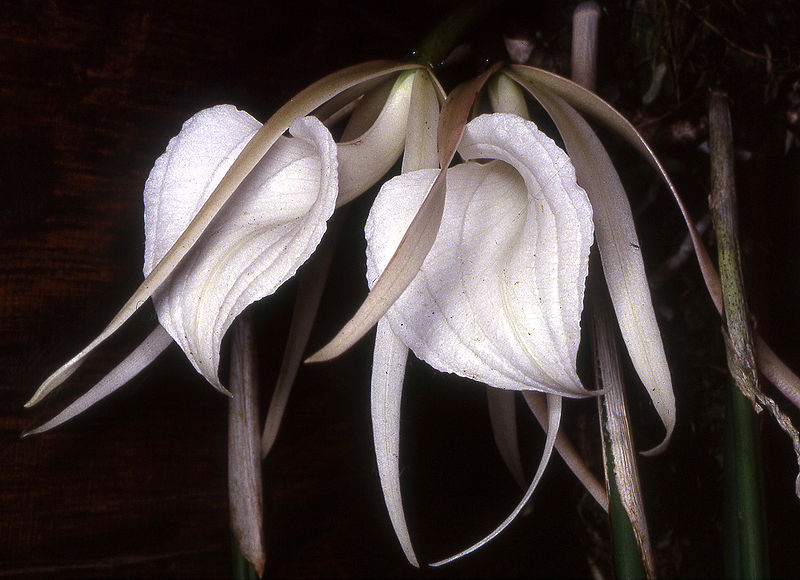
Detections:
143,106,260,276
365,114,593,397
144,108,338,388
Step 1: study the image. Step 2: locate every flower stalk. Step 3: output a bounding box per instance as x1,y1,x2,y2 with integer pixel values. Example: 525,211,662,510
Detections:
228,314,266,577
412,0,495,66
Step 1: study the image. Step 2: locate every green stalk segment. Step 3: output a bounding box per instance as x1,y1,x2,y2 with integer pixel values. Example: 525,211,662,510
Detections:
413,0,495,66
593,295,653,580
709,90,769,580
232,535,261,580
605,438,648,580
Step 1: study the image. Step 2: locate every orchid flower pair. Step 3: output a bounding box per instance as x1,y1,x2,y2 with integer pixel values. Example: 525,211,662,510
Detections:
26,59,681,567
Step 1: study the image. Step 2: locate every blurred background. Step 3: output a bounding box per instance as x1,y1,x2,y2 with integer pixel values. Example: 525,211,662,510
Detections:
2,0,799,577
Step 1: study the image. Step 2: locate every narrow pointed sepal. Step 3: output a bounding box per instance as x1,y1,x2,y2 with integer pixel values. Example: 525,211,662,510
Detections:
431,394,562,566
371,317,418,567
23,327,173,436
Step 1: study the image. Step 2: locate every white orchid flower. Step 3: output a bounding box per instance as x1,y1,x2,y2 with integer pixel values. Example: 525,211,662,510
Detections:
365,112,595,565
21,60,440,580
367,113,593,397
24,60,425,433
301,67,606,566
144,107,338,390
306,65,683,567
24,107,338,433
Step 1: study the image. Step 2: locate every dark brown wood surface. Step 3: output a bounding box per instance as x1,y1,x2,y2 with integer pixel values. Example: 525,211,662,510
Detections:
3,2,800,578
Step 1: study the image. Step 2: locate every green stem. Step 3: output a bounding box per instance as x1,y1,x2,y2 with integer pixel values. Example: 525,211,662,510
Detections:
709,90,769,579
413,0,496,66
593,290,652,580
232,535,260,580
599,395,648,580
731,387,768,579
724,385,768,578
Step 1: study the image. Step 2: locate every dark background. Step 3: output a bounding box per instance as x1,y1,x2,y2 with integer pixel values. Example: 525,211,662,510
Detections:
2,1,799,578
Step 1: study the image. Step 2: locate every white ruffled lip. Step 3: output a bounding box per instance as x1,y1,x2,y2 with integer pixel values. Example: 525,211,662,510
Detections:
143,107,339,389
365,112,594,398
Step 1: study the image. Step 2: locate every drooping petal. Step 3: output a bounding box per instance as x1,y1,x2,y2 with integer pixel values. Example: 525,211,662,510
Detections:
365,114,594,397
364,70,440,568
371,317,418,567
144,108,338,388
507,75,675,453
336,72,415,206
